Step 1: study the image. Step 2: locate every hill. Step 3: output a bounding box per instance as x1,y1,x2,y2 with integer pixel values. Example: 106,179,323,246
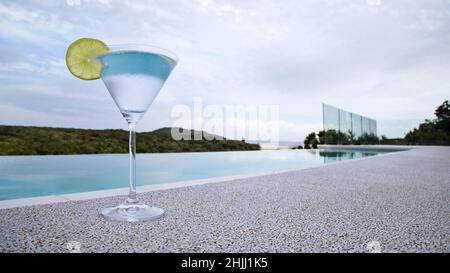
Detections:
0,125,260,155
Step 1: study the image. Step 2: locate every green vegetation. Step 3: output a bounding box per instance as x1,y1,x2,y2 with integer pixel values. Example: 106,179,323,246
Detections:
379,136,406,145
290,145,303,150
403,100,450,145
306,100,450,146
315,129,379,145
354,133,380,145
303,132,319,149
0,126,260,155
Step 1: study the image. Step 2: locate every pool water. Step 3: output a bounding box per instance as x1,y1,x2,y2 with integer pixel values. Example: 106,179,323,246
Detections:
0,149,393,200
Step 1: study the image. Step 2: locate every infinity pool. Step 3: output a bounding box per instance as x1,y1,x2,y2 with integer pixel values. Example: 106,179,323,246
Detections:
0,149,395,200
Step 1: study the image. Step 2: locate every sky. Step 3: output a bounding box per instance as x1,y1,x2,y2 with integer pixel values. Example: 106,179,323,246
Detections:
0,0,449,141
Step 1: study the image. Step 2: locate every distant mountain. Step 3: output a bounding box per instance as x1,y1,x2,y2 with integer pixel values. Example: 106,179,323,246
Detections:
0,125,260,156
152,127,224,141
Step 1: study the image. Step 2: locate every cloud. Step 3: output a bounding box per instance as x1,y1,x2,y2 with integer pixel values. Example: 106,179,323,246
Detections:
0,0,449,141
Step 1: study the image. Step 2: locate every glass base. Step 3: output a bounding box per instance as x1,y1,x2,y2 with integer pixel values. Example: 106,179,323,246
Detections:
101,202,164,223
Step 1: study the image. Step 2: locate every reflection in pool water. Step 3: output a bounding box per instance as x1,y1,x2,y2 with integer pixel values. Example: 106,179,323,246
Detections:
318,150,381,163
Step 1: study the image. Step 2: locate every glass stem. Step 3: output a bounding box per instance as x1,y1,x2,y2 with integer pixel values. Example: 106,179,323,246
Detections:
127,122,137,204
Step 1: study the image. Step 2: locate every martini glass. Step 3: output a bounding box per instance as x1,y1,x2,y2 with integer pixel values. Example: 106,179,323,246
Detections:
97,44,178,222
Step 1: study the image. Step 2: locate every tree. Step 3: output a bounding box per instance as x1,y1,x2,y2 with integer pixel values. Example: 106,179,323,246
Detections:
404,122,449,145
435,100,450,131
347,130,355,143
317,130,325,144
403,100,450,146
338,131,350,145
311,138,319,149
323,129,339,144
435,100,450,120
357,133,379,145
304,132,318,149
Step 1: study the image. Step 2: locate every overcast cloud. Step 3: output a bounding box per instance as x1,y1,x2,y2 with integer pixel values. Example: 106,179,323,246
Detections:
0,0,449,141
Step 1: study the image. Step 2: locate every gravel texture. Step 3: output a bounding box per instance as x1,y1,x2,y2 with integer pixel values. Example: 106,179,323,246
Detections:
0,147,449,253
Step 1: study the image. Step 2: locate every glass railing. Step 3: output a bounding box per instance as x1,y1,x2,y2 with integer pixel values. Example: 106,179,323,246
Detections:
322,103,424,145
